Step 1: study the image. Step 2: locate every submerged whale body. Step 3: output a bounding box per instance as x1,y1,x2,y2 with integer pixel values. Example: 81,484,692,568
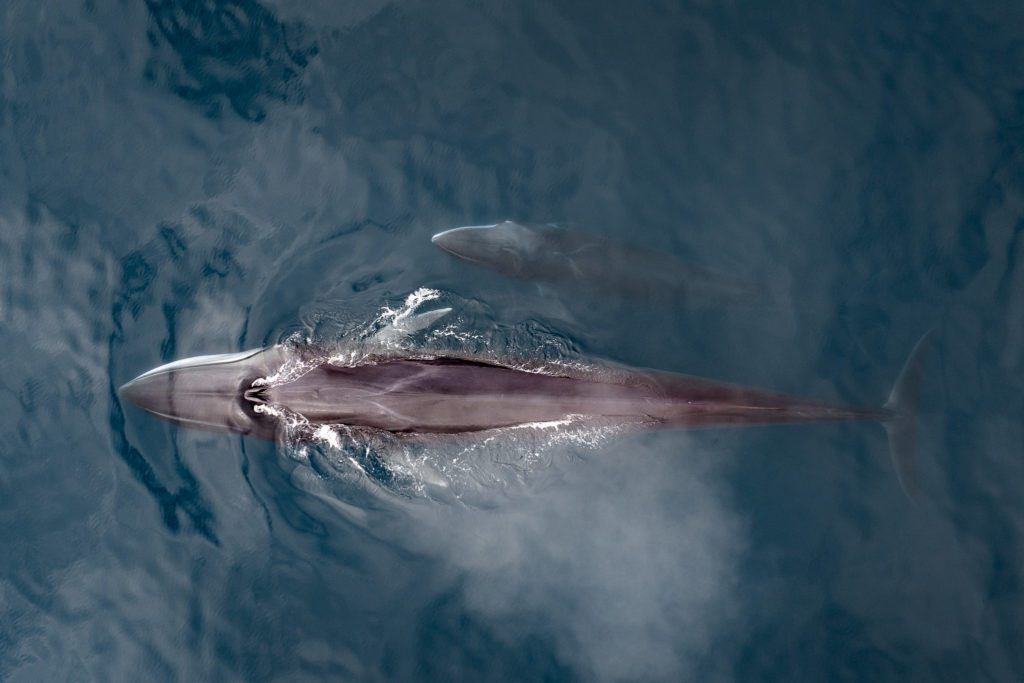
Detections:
120,337,930,497
432,221,761,305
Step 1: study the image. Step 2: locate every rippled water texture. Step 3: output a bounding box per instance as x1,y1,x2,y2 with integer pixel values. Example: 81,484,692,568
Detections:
2,1,1023,680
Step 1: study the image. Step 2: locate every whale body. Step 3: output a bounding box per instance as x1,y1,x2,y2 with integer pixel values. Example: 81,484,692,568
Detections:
432,221,760,305
120,338,929,496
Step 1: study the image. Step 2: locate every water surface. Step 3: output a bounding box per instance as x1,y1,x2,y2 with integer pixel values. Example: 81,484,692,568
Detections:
1,1,1023,680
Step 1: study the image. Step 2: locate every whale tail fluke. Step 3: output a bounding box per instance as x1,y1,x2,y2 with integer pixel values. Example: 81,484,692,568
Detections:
882,331,933,502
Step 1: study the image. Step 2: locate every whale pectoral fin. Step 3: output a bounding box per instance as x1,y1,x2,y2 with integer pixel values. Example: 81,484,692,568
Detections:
399,307,451,333
369,307,452,344
566,259,586,281
566,243,600,257
548,251,587,281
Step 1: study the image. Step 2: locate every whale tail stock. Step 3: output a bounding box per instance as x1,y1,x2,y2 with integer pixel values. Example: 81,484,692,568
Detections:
882,331,933,502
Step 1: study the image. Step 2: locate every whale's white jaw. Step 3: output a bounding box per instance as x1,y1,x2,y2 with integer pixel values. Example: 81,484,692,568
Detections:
129,349,265,382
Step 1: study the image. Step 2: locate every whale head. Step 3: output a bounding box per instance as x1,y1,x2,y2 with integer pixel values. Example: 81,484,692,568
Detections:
431,221,544,276
120,346,289,439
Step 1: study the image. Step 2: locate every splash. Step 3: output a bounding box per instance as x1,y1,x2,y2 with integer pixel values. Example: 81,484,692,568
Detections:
276,414,646,505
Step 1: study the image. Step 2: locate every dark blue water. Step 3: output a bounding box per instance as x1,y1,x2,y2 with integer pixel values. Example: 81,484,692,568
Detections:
2,1,1023,680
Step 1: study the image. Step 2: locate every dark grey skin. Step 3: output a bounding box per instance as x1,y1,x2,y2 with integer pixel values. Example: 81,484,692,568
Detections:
120,337,929,497
431,221,760,304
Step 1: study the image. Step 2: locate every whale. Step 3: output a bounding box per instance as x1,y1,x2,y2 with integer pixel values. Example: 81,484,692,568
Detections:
120,334,930,497
431,221,761,305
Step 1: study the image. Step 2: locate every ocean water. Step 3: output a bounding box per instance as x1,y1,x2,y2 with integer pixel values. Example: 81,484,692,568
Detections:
2,1,1023,680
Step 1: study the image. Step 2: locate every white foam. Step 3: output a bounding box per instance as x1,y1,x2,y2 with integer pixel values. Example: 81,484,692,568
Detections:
313,425,342,449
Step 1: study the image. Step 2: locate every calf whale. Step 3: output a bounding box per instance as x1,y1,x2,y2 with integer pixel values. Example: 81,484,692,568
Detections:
432,221,761,305
120,335,930,497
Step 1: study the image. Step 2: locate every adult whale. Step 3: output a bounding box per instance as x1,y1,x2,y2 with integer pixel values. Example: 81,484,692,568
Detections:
120,335,930,497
